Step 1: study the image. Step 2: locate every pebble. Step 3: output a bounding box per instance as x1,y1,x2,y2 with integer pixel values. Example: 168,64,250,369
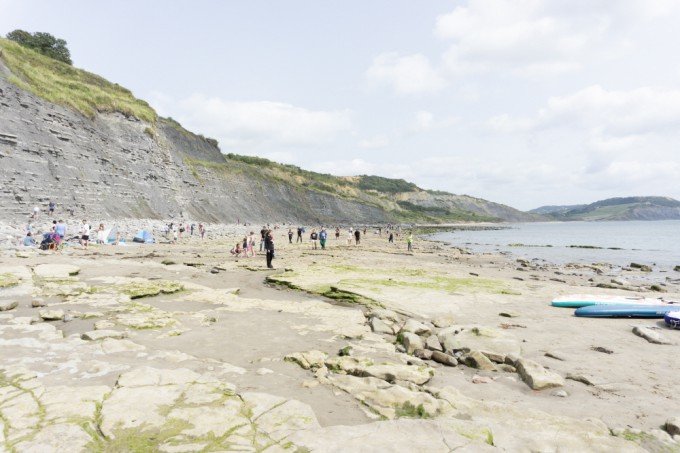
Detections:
0,300,18,311
256,368,274,376
552,390,568,398
472,375,493,384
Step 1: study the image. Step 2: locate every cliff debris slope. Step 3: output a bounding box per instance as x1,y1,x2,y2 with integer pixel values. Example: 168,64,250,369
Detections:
0,38,534,224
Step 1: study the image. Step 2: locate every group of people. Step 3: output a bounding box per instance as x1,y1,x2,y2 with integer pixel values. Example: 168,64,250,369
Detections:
164,222,206,243
22,218,94,250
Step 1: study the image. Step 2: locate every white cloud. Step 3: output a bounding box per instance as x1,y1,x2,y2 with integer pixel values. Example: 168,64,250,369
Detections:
411,110,459,132
490,85,680,139
358,135,390,149
366,52,446,95
436,0,608,76
149,93,352,149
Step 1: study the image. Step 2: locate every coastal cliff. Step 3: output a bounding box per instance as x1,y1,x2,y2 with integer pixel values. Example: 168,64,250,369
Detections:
0,38,534,224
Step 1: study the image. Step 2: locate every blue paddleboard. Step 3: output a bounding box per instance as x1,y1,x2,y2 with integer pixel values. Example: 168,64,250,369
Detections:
665,311,680,329
551,294,650,308
575,304,676,318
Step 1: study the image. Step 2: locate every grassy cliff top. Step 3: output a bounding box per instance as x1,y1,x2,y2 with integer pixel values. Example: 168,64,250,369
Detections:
0,38,156,122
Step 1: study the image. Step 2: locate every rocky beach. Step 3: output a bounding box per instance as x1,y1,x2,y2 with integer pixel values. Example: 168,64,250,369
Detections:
0,220,678,452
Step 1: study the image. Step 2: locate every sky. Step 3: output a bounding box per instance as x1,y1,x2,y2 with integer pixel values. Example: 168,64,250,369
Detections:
2,0,680,210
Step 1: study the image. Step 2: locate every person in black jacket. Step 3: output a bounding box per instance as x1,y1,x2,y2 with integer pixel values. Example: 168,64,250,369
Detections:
264,230,275,269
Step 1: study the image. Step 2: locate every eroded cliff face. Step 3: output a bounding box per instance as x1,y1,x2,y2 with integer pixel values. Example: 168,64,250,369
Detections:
0,74,391,224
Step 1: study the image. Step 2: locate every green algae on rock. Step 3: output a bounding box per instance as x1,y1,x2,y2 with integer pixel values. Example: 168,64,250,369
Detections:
0,273,20,288
119,280,184,299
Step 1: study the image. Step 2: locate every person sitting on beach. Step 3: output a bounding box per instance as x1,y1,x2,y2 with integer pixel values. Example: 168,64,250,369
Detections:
23,232,36,247
231,242,242,256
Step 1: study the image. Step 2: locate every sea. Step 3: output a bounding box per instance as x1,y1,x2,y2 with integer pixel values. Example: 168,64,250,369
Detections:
430,220,680,271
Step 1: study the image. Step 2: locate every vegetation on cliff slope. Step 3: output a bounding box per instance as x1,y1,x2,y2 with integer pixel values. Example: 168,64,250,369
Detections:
0,38,156,122
6,29,72,65
187,155,498,222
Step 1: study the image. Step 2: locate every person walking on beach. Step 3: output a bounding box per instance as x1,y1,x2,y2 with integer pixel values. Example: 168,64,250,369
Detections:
32,206,40,219
296,226,303,243
310,229,319,249
335,227,340,240
264,230,275,269
80,220,90,248
48,200,56,217
288,228,293,243
354,229,361,246
388,232,394,243
407,232,413,252
199,223,205,240
319,228,327,250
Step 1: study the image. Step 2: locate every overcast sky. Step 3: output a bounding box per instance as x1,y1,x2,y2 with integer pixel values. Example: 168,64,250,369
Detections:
2,0,680,210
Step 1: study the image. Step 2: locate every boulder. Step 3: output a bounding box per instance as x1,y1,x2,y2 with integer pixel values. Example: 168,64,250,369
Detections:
370,317,394,334
632,326,674,345
284,350,327,370
31,299,46,308
431,351,458,367
39,309,64,321
464,351,496,371
370,308,402,324
401,332,424,354
0,300,18,311
400,319,431,336
516,358,565,390
431,314,455,328
325,357,434,385
413,349,433,360
425,335,443,352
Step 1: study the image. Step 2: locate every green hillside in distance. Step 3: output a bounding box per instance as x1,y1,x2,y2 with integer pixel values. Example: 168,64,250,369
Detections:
530,197,680,221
